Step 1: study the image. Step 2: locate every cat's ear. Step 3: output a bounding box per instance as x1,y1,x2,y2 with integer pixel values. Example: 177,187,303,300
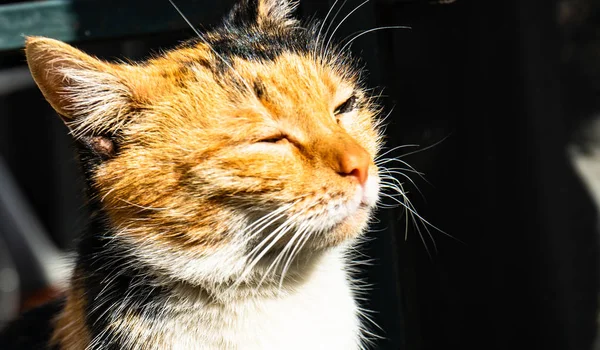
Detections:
25,37,135,139
227,0,299,28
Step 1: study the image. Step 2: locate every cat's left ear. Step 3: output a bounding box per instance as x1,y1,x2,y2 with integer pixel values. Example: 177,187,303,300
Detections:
227,0,299,28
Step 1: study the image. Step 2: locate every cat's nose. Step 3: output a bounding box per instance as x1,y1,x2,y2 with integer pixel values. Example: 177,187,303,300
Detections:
337,144,370,186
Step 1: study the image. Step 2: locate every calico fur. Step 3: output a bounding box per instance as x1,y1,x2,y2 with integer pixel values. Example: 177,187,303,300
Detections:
1,0,385,349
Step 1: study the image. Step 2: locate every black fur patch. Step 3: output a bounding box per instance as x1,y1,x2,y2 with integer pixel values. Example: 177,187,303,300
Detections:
253,79,267,99
225,0,261,27
180,18,322,74
75,202,168,347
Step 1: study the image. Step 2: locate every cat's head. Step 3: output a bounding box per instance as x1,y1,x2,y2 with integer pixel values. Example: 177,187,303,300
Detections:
25,0,382,287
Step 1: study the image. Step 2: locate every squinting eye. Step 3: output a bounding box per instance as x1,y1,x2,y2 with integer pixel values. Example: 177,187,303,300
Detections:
334,95,357,115
257,134,287,143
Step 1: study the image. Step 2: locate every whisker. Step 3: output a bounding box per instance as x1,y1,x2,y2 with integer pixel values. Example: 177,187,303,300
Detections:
375,144,420,161
279,225,315,287
408,202,437,256
339,26,411,52
100,187,117,202
379,166,425,176
254,223,300,289
319,0,350,56
380,169,425,200
241,203,296,242
260,222,308,285
324,0,370,55
117,198,169,212
385,183,464,246
314,0,342,58
378,178,441,255
379,158,430,184
377,192,405,208
376,106,395,128
397,133,452,159
381,165,424,174
238,211,305,285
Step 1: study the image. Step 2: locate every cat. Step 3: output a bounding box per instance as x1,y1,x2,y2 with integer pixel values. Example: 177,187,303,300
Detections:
0,0,385,348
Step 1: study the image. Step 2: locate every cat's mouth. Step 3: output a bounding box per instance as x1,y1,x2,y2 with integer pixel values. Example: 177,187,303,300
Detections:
301,174,380,233
242,175,380,252
359,174,380,207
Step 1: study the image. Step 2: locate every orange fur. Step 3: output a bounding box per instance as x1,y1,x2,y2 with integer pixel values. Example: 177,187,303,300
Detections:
26,36,380,256
24,1,384,347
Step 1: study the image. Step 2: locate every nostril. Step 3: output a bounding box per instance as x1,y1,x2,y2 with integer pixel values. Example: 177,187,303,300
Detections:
349,168,361,179
345,167,368,186
325,135,371,186
338,153,369,186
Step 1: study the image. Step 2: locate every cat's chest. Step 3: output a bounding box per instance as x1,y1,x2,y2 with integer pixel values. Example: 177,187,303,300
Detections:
166,255,362,349
171,293,360,349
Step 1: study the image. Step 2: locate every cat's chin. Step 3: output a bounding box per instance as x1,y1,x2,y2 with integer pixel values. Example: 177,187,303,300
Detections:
312,203,374,249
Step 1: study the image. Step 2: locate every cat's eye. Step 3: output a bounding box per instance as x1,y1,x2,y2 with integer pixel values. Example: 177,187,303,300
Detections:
257,134,287,144
334,95,357,115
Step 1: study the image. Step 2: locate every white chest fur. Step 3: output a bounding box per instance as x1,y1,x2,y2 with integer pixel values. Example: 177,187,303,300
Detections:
162,248,363,350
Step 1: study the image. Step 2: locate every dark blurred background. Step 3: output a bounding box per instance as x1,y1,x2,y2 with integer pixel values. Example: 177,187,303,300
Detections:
1,0,600,349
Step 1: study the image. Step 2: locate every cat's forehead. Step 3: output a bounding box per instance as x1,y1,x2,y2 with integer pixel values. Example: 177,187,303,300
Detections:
154,20,357,91
143,46,357,141
138,19,361,130
158,41,356,102
161,52,356,127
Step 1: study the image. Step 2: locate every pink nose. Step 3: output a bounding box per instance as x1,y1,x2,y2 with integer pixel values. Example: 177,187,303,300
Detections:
337,144,370,186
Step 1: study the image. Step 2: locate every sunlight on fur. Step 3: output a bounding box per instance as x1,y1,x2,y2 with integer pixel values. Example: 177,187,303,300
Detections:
10,0,429,349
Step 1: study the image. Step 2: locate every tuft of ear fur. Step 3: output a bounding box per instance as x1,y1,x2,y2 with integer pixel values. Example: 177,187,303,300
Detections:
25,37,134,138
227,0,299,28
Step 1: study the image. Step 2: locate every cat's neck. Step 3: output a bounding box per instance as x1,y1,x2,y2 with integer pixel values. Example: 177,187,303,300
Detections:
52,207,364,349
158,248,362,349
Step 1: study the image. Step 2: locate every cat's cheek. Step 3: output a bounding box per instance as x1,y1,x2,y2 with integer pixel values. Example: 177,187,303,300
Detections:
336,107,376,138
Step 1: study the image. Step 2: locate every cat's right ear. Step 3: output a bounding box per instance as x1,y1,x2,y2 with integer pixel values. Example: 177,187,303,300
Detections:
25,37,135,140
227,0,299,28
